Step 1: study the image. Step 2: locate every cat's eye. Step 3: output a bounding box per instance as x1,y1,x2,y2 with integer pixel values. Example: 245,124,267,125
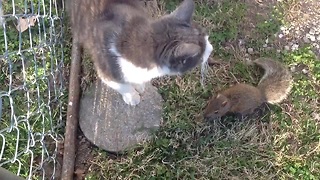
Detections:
214,111,219,114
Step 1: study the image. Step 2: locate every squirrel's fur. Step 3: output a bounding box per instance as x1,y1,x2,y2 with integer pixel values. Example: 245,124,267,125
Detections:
203,58,293,119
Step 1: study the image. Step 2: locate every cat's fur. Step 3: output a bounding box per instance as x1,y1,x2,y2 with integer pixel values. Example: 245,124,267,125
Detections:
68,0,213,106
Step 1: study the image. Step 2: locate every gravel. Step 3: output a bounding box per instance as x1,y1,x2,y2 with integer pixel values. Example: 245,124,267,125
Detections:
276,0,320,55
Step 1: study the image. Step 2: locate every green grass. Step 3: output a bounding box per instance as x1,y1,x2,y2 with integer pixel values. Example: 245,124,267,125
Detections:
0,0,69,179
83,0,320,179
273,46,320,179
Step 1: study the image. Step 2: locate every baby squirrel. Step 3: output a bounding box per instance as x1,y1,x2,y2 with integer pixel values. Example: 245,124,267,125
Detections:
203,57,293,119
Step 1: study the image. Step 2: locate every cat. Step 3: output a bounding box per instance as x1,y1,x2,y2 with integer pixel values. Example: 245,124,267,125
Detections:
68,0,213,106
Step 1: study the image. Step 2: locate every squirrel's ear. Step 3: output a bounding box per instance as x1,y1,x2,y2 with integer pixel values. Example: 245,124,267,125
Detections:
221,101,228,107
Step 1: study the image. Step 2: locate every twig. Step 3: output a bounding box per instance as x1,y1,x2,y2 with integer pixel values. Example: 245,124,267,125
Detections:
61,38,82,180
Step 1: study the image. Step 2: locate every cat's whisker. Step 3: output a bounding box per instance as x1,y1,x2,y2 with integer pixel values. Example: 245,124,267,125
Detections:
200,60,209,87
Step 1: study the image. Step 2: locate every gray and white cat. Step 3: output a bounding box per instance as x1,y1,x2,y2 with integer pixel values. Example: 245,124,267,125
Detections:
68,0,213,106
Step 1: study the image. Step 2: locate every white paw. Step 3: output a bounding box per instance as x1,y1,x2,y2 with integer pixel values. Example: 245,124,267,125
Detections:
133,84,145,94
122,91,141,106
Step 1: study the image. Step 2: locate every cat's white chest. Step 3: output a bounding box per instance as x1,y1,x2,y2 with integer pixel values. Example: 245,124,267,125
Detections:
118,58,170,84
110,44,170,84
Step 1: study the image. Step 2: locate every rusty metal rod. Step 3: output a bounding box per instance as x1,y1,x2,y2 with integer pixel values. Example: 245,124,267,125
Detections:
61,39,82,180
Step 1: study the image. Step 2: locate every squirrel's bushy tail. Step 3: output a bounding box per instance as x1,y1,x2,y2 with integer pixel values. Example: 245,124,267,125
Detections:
254,58,293,104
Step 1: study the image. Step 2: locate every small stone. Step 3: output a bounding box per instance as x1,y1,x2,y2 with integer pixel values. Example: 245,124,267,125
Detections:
295,30,302,36
263,44,268,48
291,44,299,51
312,43,319,49
278,34,284,38
247,48,254,54
309,35,316,42
284,46,290,51
79,80,163,152
312,112,320,120
280,26,286,31
302,68,309,74
317,35,320,41
309,29,316,35
238,39,245,46
303,36,310,43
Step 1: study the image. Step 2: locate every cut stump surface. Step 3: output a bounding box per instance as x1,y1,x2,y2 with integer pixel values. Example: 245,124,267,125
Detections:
79,80,163,153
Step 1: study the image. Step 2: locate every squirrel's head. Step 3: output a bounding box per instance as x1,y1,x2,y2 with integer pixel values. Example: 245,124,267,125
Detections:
203,93,230,119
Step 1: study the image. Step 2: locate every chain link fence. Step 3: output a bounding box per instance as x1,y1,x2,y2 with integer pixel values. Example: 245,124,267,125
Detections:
0,0,66,179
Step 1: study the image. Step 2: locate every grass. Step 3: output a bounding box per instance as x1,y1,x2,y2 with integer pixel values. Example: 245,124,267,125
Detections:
81,0,320,179
0,0,68,179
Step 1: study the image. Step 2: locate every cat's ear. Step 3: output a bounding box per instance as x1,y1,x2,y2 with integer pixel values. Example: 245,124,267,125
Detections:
170,0,195,23
175,43,201,59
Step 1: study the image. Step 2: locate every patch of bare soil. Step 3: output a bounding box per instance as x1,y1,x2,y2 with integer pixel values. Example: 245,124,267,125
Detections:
277,0,320,56
241,0,278,38
74,134,95,180
282,0,320,39
33,137,64,180
232,0,320,58
214,0,279,61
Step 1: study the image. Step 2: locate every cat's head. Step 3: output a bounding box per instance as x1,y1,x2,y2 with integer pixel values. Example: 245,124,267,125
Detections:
153,0,213,74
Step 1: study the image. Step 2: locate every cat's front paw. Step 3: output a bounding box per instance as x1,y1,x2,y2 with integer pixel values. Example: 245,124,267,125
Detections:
122,91,141,106
133,84,145,94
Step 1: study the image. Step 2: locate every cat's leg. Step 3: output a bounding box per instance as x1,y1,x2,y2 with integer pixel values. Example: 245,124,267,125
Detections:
133,83,145,94
103,80,141,106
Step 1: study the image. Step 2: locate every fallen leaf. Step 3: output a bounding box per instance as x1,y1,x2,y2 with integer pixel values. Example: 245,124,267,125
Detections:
16,15,37,32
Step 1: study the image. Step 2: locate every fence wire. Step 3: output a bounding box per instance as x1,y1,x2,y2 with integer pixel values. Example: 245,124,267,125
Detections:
0,0,66,179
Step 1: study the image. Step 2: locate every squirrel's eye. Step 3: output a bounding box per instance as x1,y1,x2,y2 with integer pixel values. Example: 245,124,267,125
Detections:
214,111,219,114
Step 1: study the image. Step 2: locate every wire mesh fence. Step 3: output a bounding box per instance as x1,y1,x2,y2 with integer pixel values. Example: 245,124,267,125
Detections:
0,0,66,179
